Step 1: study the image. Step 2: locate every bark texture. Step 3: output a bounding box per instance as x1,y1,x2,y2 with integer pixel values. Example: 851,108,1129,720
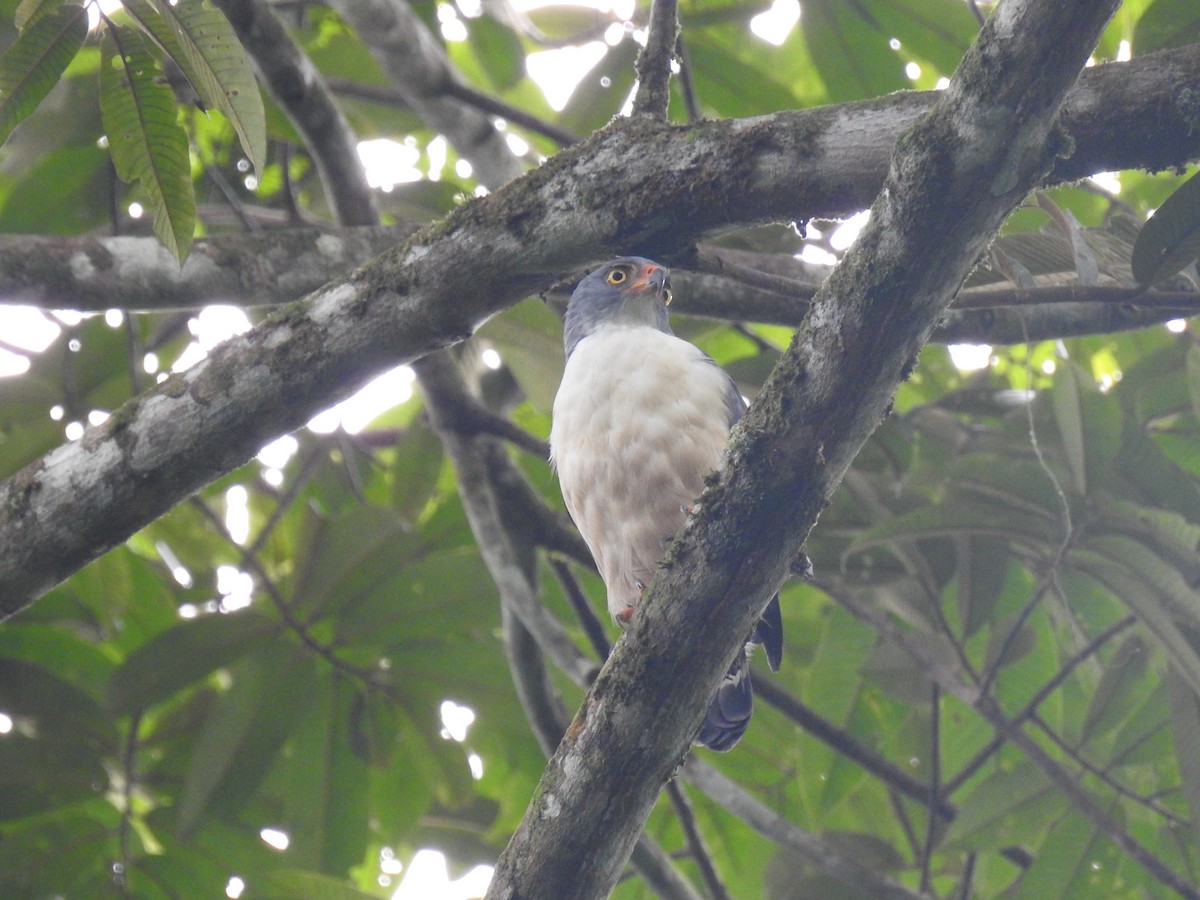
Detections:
484,0,1121,896
0,19,1193,620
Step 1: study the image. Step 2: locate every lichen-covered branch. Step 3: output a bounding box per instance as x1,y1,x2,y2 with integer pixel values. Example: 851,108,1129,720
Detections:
0,27,1196,620
483,1,1122,896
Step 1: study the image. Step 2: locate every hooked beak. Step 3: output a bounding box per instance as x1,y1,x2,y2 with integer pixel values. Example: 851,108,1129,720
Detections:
631,263,671,302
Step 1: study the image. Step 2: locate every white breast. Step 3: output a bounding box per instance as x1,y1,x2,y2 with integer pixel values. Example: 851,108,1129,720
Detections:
550,326,734,619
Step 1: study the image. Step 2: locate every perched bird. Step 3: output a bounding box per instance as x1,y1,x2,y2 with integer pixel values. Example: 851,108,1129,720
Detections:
550,257,783,751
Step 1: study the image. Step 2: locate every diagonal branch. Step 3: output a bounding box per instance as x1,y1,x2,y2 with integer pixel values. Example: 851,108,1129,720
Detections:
484,1,1123,897
325,0,523,189
2,32,1199,620
213,0,378,226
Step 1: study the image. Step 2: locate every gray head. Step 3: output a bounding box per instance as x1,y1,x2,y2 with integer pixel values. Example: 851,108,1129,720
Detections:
563,257,673,357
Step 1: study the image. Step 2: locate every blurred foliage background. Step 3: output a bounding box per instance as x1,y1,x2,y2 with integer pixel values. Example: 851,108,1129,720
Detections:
1,0,1200,897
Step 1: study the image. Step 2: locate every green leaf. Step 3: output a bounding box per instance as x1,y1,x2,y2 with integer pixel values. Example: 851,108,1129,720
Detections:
466,14,525,92
0,3,88,147
1186,344,1200,424
1080,634,1150,745
955,537,1010,638
685,31,805,117
942,762,1068,851
280,677,370,876
1052,363,1089,494
477,297,566,413
0,141,110,233
248,870,381,900
15,0,70,31
136,0,267,170
100,24,196,262
559,36,639,136
390,418,446,523
106,610,281,714
177,643,317,837
1166,666,1200,824
801,0,912,102
290,505,425,618
1013,811,1114,899
1071,545,1200,697
1132,169,1200,285
1133,0,1200,53
0,658,117,752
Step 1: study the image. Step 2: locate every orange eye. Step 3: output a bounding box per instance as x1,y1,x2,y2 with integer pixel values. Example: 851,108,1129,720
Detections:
606,268,628,285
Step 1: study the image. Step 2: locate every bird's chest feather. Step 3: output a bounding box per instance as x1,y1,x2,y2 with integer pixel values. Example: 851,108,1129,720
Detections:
551,327,734,605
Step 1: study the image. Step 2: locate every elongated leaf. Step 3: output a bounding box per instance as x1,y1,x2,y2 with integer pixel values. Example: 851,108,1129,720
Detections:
1133,0,1200,53
1132,169,1200,285
942,762,1067,851
802,0,911,102
0,3,87,147
466,14,524,92
1187,344,1200,424
1052,364,1088,494
140,0,266,170
1165,667,1200,823
1071,546,1200,697
105,610,280,714
848,493,1061,556
281,677,369,875
1014,811,1124,899
177,643,315,837
100,25,195,261
1080,634,1150,745
252,870,381,900
15,0,69,31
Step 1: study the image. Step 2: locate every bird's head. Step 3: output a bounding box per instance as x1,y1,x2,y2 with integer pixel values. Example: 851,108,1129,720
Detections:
563,257,673,357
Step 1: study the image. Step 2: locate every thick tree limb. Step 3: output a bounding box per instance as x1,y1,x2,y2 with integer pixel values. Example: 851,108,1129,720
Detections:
0,227,407,311
0,19,1193,619
483,1,1121,896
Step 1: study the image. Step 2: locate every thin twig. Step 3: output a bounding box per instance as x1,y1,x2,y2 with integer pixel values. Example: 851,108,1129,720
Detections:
831,586,1200,900
919,683,940,894
946,614,1136,795
115,709,142,898
674,33,702,123
683,760,932,900
665,781,733,900
631,0,679,119
189,497,389,690
754,675,954,816
549,557,611,661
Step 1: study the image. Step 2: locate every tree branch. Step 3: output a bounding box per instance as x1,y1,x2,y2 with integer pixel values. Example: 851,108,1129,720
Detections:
326,0,523,189
1,35,1197,618
631,0,679,120
484,1,1123,896
681,760,929,900
213,0,378,226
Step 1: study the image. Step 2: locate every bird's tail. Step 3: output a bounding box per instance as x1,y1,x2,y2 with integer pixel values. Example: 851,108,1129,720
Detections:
696,650,752,752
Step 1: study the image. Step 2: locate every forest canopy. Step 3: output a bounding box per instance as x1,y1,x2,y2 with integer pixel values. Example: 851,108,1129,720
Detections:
1,0,1200,898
